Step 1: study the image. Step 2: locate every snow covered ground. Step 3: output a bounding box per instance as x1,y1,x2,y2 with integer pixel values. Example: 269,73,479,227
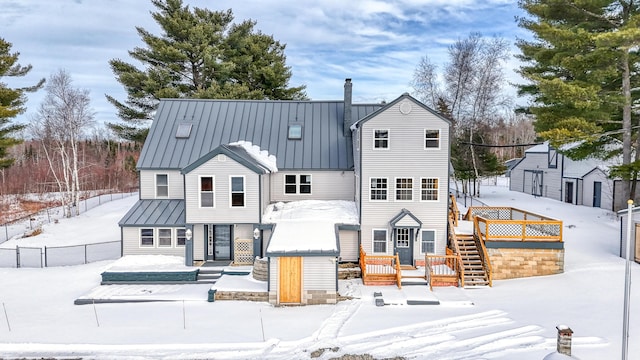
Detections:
0,183,638,359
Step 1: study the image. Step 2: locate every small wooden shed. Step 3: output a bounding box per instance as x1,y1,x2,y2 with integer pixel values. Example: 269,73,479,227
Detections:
265,220,339,305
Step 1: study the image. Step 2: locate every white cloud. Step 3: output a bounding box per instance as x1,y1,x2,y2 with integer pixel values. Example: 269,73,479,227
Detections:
2,0,528,127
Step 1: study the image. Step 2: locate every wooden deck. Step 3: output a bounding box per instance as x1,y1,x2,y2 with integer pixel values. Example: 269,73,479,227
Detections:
448,197,564,287
359,246,402,288
425,251,463,290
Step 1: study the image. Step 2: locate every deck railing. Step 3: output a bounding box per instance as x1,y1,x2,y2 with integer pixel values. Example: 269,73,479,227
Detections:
359,245,402,288
465,206,562,242
425,252,463,290
472,219,493,287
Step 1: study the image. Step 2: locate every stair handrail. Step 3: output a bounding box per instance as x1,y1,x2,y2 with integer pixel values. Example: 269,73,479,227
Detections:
472,216,493,287
449,194,460,227
394,253,402,289
359,245,367,282
448,217,466,287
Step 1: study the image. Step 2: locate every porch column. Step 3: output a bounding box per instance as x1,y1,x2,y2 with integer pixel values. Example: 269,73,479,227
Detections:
185,226,193,266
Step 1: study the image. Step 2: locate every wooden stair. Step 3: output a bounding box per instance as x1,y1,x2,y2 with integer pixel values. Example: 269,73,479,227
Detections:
455,234,490,287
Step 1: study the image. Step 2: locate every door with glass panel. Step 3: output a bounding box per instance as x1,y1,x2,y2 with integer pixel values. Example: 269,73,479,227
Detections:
204,224,232,261
394,228,413,265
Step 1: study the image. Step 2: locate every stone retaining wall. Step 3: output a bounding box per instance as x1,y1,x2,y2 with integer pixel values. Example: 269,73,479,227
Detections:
213,290,269,302
488,247,564,280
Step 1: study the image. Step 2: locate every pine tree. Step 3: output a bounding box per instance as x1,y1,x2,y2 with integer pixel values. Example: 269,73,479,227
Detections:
517,0,640,199
107,0,306,143
0,38,44,169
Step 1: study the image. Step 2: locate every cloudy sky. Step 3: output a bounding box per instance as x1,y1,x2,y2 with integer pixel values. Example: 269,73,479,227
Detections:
2,0,529,129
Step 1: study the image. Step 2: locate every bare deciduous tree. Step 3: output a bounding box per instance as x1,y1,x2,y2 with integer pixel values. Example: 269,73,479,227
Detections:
412,33,512,196
30,70,95,217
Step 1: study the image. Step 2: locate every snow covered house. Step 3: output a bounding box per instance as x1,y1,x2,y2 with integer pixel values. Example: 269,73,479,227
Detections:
118,79,451,304
508,142,633,211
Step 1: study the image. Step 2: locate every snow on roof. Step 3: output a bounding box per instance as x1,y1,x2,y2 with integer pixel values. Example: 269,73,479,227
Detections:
228,140,278,172
525,142,548,153
263,200,358,254
105,255,190,272
266,220,339,254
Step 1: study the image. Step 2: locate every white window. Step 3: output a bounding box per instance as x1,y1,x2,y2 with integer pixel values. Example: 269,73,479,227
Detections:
156,174,168,197
373,229,387,253
374,129,389,149
425,129,440,149
421,178,439,201
140,228,154,247
176,229,186,247
158,229,172,247
230,176,245,207
284,174,311,194
421,230,436,254
370,178,388,201
395,178,413,201
200,176,215,207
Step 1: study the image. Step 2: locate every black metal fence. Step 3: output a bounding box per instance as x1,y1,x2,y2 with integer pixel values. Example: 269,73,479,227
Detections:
0,240,121,268
1,191,136,244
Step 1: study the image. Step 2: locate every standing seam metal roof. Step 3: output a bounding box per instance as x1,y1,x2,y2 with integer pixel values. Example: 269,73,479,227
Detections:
138,99,383,171
118,199,185,226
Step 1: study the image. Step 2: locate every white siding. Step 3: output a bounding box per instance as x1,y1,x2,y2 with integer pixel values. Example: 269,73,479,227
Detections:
184,155,261,224
583,169,614,210
262,229,273,256
270,171,354,202
509,153,563,201
269,257,279,290
338,230,359,262
193,224,205,261
139,170,183,199
122,227,185,256
359,99,449,257
302,257,336,291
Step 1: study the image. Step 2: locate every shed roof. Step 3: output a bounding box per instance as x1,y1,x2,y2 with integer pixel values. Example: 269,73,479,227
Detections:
119,199,185,227
138,99,383,171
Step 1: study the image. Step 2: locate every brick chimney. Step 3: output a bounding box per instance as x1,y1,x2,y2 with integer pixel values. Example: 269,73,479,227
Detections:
343,78,353,136
556,325,573,356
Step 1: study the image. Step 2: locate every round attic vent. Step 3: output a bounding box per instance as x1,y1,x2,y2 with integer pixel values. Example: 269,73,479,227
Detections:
399,101,412,115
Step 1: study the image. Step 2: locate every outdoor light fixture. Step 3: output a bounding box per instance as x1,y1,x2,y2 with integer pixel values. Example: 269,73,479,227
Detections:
185,228,192,241
253,228,260,239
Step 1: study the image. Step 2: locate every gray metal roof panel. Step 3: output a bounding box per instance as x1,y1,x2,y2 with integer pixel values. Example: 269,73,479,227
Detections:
138,99,383,171
119,199,185,227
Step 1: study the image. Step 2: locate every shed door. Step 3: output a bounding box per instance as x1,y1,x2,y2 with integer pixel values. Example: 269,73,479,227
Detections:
279,257,302,303
593,182,602,208
564,182,574,203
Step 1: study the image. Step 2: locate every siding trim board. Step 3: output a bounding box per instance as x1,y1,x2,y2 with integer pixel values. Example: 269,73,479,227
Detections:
485,241,564,250
389,209,422,228
182,144,271,175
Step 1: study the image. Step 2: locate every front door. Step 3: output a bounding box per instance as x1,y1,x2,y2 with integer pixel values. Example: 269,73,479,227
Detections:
279,256,302,304
395,228,413,265
593,182,602,208
565,182,574,203
205,225,232,261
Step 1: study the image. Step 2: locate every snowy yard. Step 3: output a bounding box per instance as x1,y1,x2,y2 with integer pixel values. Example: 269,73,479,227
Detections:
0,184,638,359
